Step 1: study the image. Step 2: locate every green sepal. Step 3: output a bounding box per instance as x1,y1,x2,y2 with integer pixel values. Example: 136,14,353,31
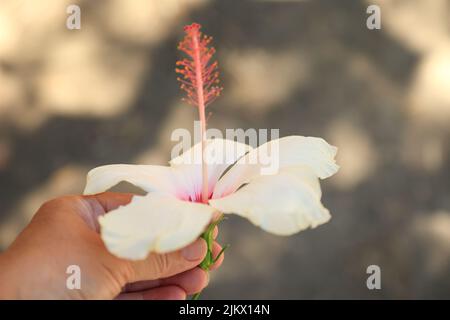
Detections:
191,214,229,300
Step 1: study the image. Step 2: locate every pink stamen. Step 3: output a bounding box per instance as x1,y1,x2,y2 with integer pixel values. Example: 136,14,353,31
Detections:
176,23,223,204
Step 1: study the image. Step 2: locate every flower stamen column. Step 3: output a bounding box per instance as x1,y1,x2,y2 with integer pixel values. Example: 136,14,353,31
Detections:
176,23,222,203
192,28,208,203
176,23,224,298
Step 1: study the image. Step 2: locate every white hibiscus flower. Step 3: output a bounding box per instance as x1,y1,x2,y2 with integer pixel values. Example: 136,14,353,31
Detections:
83,136,338,260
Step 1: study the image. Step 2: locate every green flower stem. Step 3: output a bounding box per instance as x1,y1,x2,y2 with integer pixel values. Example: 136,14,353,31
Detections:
191,214,229,300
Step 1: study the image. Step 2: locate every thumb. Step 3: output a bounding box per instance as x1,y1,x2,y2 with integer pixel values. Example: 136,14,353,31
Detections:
129,238,207,282
80,192,134,231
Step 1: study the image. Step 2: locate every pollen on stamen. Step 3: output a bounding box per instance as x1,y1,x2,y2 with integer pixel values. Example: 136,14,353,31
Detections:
176,23,223,107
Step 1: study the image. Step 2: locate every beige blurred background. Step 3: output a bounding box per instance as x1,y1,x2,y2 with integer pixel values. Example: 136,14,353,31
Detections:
0,0,449,299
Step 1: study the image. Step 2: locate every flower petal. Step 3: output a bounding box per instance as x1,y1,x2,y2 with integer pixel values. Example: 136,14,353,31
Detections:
83,164,179,196
209,166,331,236
99,193,215,260
170,138,252,202
212,136,338,198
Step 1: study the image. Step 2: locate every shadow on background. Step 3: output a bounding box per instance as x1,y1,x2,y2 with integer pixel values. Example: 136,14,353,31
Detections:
0,0,449,299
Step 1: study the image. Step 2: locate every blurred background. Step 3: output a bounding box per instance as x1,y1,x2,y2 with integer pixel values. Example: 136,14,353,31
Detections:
0,0,449,299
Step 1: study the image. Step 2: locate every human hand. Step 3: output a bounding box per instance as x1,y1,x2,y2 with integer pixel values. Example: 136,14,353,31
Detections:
0,192,224,299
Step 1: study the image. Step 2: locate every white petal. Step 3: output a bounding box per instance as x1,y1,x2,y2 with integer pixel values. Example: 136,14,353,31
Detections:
83,164,179,196
209,166,331,236
99,193,215,260
213,136,338,198
170,138,252,202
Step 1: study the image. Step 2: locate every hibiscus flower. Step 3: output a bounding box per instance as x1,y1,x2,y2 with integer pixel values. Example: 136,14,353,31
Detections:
82,23,338,299
83,136,338,260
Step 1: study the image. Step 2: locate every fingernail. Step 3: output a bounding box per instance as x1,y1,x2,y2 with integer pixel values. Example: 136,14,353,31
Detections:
182,239,206,261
